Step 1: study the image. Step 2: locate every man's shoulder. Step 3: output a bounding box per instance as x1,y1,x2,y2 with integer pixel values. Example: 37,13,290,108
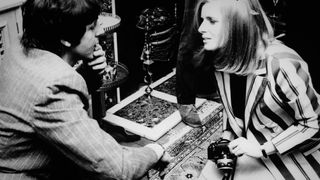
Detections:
8,47,86,93
28,49,77,79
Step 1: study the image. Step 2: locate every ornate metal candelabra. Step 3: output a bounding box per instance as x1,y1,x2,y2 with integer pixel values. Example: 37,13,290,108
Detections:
141,15,154,98
137,7,176,98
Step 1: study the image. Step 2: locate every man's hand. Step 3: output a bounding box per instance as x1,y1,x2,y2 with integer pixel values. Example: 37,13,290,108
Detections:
145,143,173,162
160,151,173,163
88,44,107,74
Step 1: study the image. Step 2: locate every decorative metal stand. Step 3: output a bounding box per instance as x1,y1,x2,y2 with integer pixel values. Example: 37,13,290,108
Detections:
92,11,128,121
141,15,154,98
137,6,178,98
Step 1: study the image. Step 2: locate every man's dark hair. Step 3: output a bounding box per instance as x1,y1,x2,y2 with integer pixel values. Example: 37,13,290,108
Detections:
20,0,101,55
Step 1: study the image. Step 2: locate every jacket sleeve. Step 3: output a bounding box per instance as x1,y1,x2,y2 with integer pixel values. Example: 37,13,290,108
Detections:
32,73,158,180
269,54,320,155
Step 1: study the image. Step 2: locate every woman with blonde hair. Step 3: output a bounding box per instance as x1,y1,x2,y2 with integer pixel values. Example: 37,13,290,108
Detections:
193,0,320,179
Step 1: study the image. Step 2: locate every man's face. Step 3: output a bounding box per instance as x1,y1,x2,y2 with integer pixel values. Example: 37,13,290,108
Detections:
72,20,99,61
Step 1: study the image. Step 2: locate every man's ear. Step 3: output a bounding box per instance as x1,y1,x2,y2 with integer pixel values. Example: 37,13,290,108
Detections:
60,40,71,47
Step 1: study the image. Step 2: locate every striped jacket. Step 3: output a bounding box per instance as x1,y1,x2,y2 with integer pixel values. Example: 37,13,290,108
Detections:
215,41,320,180
0,46,158,180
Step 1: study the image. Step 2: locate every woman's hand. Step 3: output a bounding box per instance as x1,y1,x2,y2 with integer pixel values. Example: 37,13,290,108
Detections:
229,137,263,158
88,44,107,74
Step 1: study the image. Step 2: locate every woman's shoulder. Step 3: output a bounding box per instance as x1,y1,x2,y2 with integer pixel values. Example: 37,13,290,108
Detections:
265,40,310,79
266,40,306,66
265,40,302,60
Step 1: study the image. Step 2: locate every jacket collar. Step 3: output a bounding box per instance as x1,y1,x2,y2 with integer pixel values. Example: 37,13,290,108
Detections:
215,59,268,136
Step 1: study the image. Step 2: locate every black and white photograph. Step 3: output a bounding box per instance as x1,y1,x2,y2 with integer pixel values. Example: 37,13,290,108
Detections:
0,0,319,179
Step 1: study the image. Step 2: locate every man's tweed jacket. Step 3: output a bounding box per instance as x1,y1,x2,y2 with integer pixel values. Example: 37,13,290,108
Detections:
0,46,157,180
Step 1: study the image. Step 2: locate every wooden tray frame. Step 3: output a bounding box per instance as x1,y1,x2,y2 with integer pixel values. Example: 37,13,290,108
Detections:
102,69,215,141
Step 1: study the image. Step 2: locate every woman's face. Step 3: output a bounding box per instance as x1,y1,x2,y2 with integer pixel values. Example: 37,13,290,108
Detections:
72,20,100,60
198,2,225,51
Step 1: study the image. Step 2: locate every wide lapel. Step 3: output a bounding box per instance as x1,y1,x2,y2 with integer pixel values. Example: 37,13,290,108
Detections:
244,64,268,132
215,71,243,137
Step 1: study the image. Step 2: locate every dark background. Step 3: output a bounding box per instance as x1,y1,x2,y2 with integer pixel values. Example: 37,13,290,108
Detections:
110,0,318,101
115,0,184,99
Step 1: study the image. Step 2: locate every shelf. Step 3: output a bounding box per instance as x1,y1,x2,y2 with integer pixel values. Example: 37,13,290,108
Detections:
96,12,125,92
91,0,123,120
98,61,129,92
97,12,121,35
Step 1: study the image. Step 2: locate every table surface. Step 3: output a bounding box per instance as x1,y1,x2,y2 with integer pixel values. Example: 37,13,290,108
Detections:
117,100,223,180
103,69,224,179
122,104,223,180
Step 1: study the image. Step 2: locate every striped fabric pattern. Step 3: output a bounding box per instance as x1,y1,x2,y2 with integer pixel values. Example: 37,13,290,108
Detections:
215,41,320,180
0,47,158,180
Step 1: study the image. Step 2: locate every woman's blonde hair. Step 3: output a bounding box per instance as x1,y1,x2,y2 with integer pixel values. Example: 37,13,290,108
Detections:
194,0,274,75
